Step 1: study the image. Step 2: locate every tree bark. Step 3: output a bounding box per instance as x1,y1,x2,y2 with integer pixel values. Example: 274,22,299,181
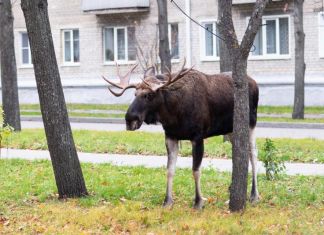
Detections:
217,1,232,73
0,0,21,130
292,0,305,119
218,0,268,212
218,0,232,143
157,0,171,73
21,0,88,198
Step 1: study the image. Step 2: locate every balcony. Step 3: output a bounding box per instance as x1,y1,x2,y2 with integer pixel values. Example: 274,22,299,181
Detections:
82,0,150,14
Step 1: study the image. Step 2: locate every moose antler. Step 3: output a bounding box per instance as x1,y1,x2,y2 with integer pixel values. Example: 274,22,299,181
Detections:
144,58,194,91
102,63,139,97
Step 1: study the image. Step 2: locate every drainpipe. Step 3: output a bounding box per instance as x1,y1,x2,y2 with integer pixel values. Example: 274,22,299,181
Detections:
185,0,192,66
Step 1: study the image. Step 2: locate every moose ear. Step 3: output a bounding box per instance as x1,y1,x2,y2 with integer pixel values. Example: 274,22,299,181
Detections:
144,66,156,78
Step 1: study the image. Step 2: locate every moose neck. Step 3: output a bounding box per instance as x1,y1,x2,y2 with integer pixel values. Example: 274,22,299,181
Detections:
157,89,182,128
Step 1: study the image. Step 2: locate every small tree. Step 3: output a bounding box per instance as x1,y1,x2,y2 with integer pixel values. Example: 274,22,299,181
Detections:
259,139,286,180
218,0,268,211
21,0,88,198
292,0,306,119
157,0,171,73
0,0,21,131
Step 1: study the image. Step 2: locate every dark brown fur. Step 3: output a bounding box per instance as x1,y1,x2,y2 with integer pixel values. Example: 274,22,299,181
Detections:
126,70,259,141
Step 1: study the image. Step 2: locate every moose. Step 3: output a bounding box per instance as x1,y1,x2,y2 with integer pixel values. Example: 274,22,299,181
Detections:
103,60,259,209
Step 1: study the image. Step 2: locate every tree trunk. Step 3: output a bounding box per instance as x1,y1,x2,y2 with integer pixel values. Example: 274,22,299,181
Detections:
292,0,305,119
0,0,21,131
218,0,268,212
230,56,250,211
21,0,88,198
157,0,171,73
218,1,232,73
218,0,232,143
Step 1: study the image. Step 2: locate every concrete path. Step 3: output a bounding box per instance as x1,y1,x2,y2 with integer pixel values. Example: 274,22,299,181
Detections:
1,148,323,176
21,121,324,140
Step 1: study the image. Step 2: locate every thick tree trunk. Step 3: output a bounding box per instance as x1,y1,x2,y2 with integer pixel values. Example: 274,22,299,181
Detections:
157,0,171,73
292,0,305,119
218,0,268,211
230,57,250,211
0,0,21,130
21,0,88,198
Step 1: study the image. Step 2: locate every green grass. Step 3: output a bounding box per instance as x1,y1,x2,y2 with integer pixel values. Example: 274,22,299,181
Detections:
19,104,324,114
17,104,324,123
258,106,324,114
3,129,324,163
259,117,324,123
20,111,125,119
20,103,129,112
0,159,323,234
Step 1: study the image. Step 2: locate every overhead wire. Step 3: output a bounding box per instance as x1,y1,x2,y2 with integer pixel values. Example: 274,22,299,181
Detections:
169,0,268,52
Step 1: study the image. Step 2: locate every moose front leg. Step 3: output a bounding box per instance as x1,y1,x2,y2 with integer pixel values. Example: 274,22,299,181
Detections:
163,137,179,207
191,139,204,209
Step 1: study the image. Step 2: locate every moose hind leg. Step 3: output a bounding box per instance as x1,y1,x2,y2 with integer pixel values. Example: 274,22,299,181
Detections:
249,127,260,203
192,139,204,209
163,137,179,207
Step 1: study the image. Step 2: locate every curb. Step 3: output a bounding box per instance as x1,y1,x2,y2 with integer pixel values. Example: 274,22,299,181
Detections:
21,116,324,129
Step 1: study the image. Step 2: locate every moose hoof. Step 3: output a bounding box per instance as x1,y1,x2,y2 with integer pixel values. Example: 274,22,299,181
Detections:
249,192,260,204
163,198,174,208
193,199,204,210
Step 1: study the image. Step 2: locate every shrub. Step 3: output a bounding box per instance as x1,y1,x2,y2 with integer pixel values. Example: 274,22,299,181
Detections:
259,138,286,180
0,109,14,151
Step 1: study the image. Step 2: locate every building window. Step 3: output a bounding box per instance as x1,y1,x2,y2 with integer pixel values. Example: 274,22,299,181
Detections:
63,29,80,64
319,12,324,58
21,32,32,65
200,21,220,61
104,27,136,63
251,15,290,58
169,23,179,60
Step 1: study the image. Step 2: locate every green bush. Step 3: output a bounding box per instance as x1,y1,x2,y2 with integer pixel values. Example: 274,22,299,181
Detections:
0,109,14,150
259,138,286,180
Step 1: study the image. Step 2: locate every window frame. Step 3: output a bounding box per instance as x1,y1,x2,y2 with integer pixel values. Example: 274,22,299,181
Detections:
103,26,136,65
200,19,220,62
168,23,180,62
62,29,80,66
248,14,291,60
319,12,324,58
20,32,33,68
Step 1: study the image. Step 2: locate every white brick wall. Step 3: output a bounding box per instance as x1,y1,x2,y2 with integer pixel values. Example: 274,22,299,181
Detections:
10,0,324,85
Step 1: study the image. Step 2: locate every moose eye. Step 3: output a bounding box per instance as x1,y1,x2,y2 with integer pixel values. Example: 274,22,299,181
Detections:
143,93,154,101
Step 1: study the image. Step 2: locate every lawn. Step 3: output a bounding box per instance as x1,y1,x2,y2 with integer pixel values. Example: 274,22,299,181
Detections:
17,104,324,123
258,106,324,114
3,129,324,163
0,159,323,234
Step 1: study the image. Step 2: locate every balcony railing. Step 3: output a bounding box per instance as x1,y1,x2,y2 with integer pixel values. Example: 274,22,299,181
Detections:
82,0,150,13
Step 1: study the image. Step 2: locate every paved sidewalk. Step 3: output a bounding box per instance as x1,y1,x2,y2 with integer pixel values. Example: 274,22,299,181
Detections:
1,148,323,176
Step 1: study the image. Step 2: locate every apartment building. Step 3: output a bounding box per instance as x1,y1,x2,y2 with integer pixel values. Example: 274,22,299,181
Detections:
6,0,324,105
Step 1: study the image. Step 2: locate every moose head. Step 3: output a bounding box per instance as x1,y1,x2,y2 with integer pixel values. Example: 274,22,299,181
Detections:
102,60,193,131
